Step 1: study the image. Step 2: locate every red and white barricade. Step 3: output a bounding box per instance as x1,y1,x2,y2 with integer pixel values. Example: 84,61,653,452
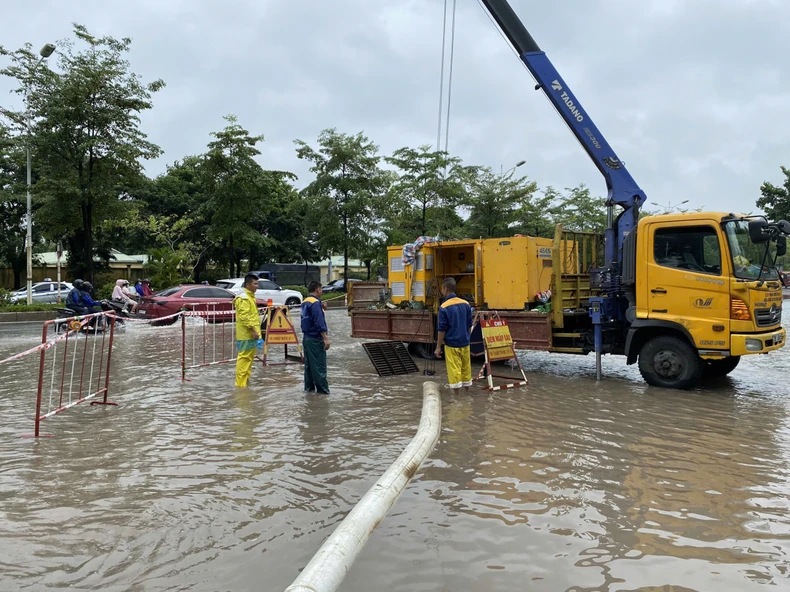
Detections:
180,302,271,380
5,311,120,437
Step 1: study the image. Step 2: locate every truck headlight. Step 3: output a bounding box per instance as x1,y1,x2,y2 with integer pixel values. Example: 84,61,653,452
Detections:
745,338,763,352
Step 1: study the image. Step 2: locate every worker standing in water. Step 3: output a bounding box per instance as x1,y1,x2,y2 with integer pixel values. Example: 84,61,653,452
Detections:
234,273,261,388
435,277,474,391
301,280,330,394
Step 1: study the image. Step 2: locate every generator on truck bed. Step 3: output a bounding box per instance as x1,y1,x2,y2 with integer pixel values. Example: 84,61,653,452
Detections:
351,0,788,389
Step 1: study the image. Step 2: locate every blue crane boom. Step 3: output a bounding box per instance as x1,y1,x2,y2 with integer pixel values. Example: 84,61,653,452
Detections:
479,0,648,278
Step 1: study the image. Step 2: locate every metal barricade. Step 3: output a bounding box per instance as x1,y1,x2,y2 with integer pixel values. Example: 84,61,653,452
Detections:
31,311,118,437
180,302,238,380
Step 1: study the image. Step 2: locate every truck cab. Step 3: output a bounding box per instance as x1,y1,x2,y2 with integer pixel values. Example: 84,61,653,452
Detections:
627,213,786,387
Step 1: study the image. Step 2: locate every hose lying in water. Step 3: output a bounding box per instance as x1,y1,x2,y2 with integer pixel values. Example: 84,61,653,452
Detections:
284,381,443,592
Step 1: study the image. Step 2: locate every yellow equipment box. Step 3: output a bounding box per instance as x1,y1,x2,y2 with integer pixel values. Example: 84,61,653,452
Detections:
481,236,553,310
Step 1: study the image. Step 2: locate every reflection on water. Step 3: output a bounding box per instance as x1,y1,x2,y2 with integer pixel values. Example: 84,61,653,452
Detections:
1,314,789,591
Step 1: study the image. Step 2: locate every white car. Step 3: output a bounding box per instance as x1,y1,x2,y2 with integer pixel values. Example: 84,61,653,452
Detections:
215,278,303,307
9,281,74,304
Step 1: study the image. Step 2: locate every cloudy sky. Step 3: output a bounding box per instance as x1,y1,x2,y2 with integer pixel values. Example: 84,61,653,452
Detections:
2,0,789,216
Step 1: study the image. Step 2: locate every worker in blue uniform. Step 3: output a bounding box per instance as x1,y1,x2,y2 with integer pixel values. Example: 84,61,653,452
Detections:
301,280,330,394
434,277,474,391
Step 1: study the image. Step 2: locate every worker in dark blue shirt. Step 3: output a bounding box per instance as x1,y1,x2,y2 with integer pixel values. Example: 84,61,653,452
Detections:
301,280,330,394
435,277,474,391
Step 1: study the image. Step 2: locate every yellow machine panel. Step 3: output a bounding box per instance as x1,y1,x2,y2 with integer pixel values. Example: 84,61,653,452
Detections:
481,236,554,310
387,240,483,306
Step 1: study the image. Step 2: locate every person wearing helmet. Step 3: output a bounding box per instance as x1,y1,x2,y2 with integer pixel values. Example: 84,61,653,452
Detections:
66,279,86,313
79,282,103,313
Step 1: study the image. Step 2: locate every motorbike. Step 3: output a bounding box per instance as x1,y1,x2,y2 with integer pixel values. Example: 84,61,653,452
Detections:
54,300,134,333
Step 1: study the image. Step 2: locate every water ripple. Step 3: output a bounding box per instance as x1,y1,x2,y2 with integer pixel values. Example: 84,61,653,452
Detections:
0,314,788,590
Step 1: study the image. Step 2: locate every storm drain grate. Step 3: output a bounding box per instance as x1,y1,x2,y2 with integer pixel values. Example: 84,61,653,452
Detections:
362,341,419,377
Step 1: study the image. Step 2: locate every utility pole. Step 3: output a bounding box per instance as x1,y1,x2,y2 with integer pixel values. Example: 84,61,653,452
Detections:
25,42,56,304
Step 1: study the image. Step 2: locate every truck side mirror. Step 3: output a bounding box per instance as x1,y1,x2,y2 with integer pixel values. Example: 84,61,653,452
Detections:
777,235,787,257
748,219,769,243
777,220,790,235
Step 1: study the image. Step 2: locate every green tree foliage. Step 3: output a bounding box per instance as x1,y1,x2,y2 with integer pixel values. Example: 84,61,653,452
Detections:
549,184,608,233
0,25,164,282
295,128,388,286
0,125,40,288
386,145,468,240
757,166,790,222
464,167,539,238
201,115,298,277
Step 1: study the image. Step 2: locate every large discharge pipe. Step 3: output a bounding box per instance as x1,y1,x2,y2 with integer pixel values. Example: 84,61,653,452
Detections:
284,381,442,592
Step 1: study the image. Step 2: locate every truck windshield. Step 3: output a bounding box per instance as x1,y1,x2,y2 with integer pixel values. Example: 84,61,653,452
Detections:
724,220,780,281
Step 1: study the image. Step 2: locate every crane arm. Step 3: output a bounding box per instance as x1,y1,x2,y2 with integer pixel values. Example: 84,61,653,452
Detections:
480,0,648,267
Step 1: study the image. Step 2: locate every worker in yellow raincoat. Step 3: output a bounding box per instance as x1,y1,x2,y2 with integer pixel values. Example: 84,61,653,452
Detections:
234,273,261,388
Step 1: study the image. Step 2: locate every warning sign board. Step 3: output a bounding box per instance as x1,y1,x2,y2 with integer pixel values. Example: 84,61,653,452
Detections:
480,319,515,361
266,307,299,345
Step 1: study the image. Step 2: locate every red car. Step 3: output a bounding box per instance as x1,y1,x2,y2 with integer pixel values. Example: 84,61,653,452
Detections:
139,284,268,325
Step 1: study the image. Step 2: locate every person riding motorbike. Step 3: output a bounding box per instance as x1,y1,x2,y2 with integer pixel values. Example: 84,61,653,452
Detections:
112,279,139,313
65,279,88,315
80,282,103,313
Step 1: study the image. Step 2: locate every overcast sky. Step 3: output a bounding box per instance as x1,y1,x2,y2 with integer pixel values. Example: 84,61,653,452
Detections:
2,0,789,216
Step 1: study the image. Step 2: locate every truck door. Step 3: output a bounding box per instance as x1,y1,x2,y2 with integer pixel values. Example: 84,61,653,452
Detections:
646,222,730,351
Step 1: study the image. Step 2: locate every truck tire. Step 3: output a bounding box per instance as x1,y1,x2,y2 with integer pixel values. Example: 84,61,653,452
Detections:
702,356,740,378
408,342,435,359
637,335,702,390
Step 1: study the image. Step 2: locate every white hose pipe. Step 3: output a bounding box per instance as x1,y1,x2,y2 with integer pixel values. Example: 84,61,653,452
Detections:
284,381,442,592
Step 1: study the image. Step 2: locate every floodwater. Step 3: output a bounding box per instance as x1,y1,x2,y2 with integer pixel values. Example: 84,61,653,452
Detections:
1,311,790,592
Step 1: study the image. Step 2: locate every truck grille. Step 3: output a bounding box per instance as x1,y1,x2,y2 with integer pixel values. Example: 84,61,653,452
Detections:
755,305,782,327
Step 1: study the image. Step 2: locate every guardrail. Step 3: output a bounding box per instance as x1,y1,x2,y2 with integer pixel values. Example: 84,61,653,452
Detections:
284,381,442,592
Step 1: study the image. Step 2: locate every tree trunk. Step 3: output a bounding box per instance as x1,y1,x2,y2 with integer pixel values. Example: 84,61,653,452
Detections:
229,233,235,277
81,201,94,283
364,260,371,280
193,258,206,283
12,266,22,290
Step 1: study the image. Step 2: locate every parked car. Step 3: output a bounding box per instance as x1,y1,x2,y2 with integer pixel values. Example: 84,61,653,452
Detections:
9,281,74,304
321,278,361,293
138,284,268,325
215,278,303,306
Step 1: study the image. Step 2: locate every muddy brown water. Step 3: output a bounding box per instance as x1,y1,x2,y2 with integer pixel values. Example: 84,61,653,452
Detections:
1,312,789,591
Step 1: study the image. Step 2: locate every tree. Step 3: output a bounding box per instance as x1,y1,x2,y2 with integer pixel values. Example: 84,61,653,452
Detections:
512,186,556,238
550,184,608,233
200,115,296,277
0,125,39,288
757,166,790,222
295,128,387,286
0,25,165,281
386,145,468,238
464,167,539,238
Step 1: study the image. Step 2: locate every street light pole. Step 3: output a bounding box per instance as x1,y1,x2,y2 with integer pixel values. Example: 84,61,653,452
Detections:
660,199,689,214
501,159,526,178
25,43,56,305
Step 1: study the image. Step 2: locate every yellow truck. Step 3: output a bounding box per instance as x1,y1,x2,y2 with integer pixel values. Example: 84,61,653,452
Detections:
350,212,787,390
350,0,788,389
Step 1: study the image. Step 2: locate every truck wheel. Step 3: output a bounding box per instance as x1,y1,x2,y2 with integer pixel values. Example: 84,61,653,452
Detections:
638,335,702,390
408,342,435,359
702,356,740,378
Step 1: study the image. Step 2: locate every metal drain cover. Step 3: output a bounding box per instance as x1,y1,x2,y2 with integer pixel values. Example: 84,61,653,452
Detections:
361,341,419,376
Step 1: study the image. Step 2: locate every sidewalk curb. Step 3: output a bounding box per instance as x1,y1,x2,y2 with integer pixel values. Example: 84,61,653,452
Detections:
0,311,57,323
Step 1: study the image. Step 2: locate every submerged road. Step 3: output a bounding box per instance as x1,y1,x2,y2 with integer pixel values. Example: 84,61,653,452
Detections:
1,311,789,591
